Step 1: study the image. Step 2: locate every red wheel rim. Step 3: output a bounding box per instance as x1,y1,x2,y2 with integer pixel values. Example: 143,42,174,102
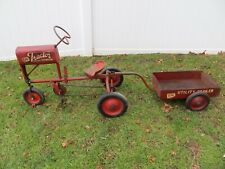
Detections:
25,92,41,105
101,97,124,116
189,96,208,110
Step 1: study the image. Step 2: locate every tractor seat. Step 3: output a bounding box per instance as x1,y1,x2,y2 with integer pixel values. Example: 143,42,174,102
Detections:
85,60,106,77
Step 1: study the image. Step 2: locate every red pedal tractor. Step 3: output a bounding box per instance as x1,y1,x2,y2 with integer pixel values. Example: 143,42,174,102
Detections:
16,26,221,117
16,26,128,118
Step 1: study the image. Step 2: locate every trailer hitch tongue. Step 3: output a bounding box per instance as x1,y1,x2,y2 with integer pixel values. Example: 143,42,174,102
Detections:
115,72,153,92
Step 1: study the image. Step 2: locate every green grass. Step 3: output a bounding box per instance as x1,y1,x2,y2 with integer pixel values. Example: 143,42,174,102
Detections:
0,54,225,169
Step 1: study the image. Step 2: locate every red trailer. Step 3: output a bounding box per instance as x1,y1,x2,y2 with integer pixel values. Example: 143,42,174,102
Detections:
152,71,220,111
16,26,221,117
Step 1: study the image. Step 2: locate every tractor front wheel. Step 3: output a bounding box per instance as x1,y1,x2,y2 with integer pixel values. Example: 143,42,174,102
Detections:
23,88,45,106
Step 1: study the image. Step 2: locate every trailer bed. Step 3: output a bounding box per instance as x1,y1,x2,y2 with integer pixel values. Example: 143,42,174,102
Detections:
152,71,220,100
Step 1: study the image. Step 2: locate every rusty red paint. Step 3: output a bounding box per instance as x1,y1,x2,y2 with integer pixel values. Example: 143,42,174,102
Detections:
152,71,220,100
16,45,60,65
52,83,67,95
85,60,106,77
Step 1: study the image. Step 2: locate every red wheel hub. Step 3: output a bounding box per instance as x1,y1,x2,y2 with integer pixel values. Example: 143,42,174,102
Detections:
101,98,124,116
25,92,41,104
189,96,208,110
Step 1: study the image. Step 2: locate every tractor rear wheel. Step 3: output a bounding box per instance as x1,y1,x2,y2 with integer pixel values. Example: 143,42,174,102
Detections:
101,68,124,87
97,92,128,118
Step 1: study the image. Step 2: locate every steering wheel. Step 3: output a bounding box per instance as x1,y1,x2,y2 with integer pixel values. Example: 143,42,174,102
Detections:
53,25,71,46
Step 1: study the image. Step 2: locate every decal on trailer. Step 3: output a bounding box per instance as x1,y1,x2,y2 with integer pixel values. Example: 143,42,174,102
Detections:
167,93,176,99
177,89,214,95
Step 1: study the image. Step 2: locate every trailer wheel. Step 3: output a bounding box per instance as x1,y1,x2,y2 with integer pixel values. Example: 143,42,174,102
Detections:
97,92,128,117
23,88,45,106
186,92,210,111
53,83,67,95
101,68,124,87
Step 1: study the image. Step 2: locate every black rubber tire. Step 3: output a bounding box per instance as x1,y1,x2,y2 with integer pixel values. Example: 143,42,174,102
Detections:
101,68,124,87
185,92,210,111
23,88,45,106
97,92,128,118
